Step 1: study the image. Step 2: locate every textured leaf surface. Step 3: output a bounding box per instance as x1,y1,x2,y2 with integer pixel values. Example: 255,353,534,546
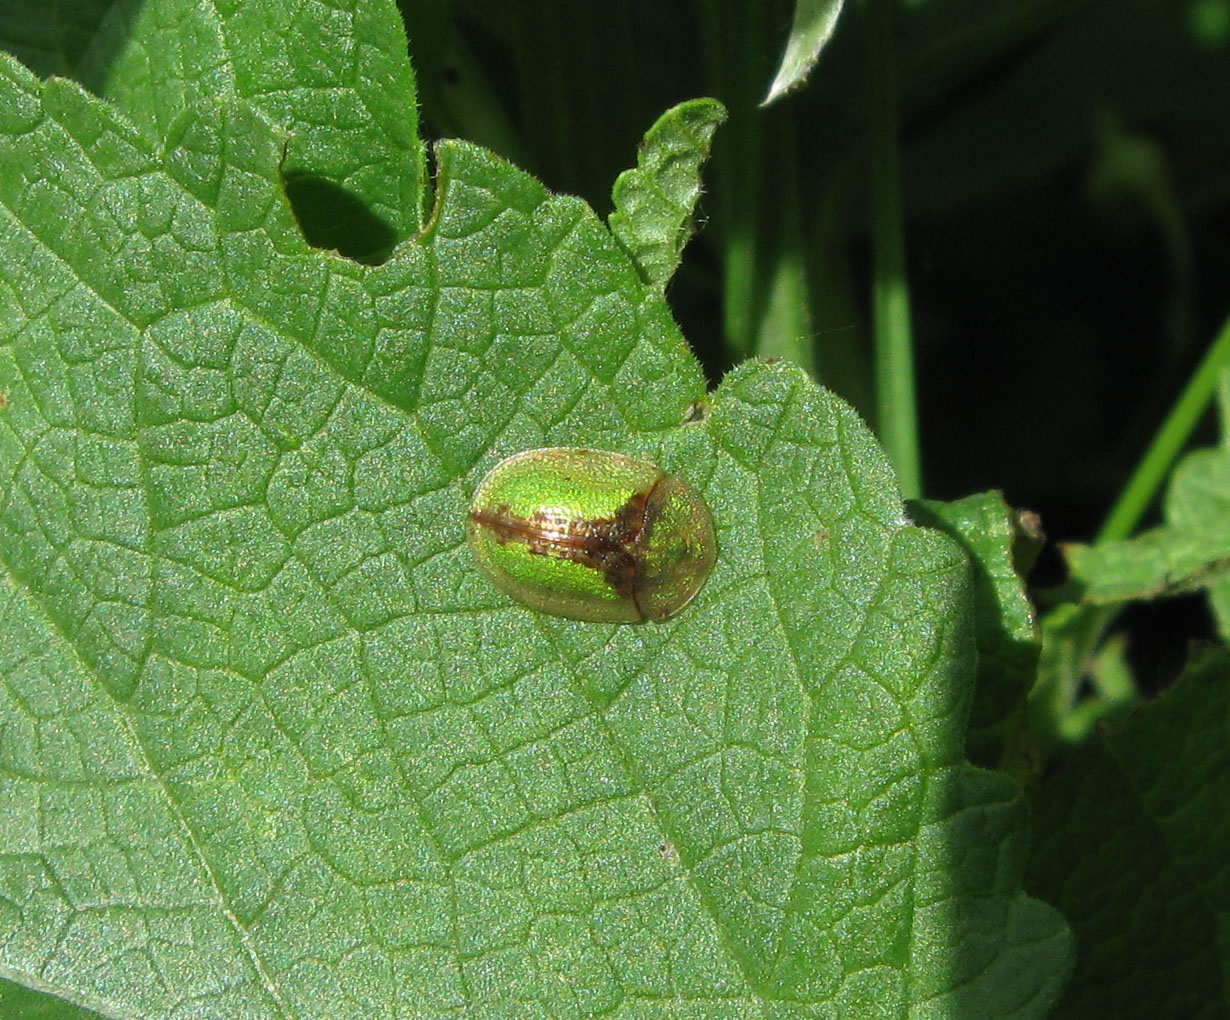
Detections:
0,32,1068,1020
0,972,108,1018
909,493,1040,768
609,99,726,289
1,0,424,250
1027,650,1230,1020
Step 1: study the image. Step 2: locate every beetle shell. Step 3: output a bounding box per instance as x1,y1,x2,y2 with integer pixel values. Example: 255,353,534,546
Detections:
466,447,716,622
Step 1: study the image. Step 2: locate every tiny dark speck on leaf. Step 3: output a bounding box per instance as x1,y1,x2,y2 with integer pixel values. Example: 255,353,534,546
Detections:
814,527,829,548
0,391,8,409
683,400,709,423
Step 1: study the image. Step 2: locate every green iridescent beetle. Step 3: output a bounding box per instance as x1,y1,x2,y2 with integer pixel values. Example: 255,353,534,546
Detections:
466,447,717,622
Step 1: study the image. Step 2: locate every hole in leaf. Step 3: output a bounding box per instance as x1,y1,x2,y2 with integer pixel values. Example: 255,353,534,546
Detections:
284,173,399,265
1121,593,1218,696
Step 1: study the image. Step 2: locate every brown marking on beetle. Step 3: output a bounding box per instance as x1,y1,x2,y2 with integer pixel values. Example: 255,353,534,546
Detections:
469,487,659,602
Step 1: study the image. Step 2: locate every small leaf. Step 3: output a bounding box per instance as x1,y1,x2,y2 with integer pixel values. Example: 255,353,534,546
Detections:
1064,410,1230,639
762,0,847,105
910,491,1042,769
608,98,726,289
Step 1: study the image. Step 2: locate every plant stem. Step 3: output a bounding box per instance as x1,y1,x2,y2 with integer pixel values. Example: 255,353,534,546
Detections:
866,0,921,498
1096,310,1230,543
699,0,765,365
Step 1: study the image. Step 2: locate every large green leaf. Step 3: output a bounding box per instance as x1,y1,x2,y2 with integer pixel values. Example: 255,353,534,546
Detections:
1027,649,1230,1020
0,6,1068,1014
